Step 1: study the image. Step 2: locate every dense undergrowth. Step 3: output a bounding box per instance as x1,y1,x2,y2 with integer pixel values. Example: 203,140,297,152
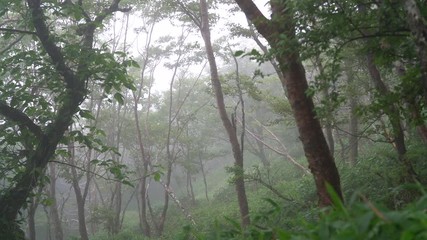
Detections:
89,141,427,240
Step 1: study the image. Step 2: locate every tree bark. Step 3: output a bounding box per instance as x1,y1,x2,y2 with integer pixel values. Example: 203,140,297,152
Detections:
234,0,342,206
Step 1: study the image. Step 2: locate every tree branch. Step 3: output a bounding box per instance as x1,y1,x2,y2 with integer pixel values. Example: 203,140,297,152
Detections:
0,27,36,35
94,0,132,24
233,0,273,39
49,160,123,183
176,1,201,28
0,35,25,55
27,0,80,90
0,101,43,138
238,117,310,174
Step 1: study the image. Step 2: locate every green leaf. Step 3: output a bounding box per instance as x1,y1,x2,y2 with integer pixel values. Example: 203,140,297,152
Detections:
326,183,347,214
41,198,54,207
234,50,245,57
153,171,161,182
79,109,95,120
114,92,124,105
400,231,414,240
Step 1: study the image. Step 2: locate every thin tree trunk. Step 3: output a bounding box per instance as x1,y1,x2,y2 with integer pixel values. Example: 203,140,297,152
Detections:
402,0,427,105
157,162,173,234
394,61,427,145
348,95,359,166
68,139,89,240
199,0,250,226
134,95,151,237
189,173,196,204
186,169,195,202
48,163,63,240
198,151,209,201
366,52,417,180
27,197,38,240
346,62,359,166
314,56,335,155
133,82,151,237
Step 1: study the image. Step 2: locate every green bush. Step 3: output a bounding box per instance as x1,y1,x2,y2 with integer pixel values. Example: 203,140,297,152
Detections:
179,189,427,240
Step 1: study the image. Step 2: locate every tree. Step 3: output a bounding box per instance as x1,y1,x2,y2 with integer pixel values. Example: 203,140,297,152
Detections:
47,162,64,240
233,0,343,206
0,0,132,237
197,0,251,226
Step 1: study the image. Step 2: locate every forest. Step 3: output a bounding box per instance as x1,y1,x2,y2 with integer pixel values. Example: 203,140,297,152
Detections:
0,0,427,239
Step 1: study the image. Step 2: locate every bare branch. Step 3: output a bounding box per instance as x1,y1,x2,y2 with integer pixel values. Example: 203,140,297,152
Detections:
238,117,310,174
49,160,122,183
0,27,36,35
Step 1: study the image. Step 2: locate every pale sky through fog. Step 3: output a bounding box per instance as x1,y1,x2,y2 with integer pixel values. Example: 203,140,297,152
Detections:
104,1,270,93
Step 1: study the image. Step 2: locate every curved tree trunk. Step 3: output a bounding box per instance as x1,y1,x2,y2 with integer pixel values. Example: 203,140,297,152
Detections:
199,0,251,226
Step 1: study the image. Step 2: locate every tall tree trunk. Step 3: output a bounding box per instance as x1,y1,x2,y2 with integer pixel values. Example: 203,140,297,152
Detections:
314,56,335,155
48,163,64,240
324,112,335,155
137,173,150,236
199,0,251,226
346,62,359,166
134,105,150,237
366,52,417,180
198,151,210,201
186,170,196,204
132,16,157,238
394,61,427,145
27,195,38,240
234,0,343,206
110,181,122,235
402,0,427,105
348,95,359,166
68,140,90,240
157,162,173,234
